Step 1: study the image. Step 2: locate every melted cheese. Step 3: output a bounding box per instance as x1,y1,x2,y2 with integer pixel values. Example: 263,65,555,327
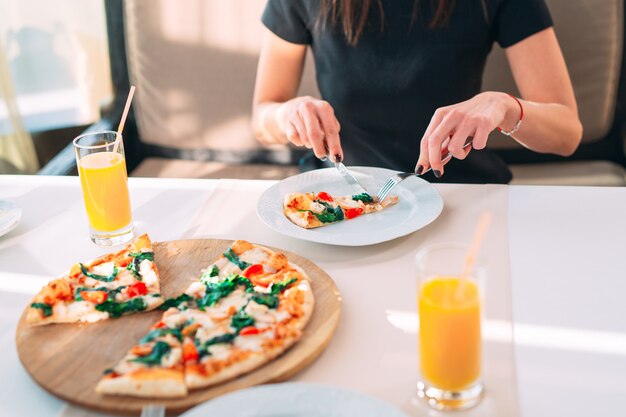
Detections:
207,343,233,360
254,285,271,294
185,282,206,298
196,324,231,345
144,295,164,309
91,262,116,277
163,309,217,330
114,344,180,374
336,197,361,209
162,312,188,329
220,261,242,276
161,347,182,368
54,300,96,320
83,269,134,290
287,212,310,228
139,260,157,286
115,269,137,287
234,331,274,352
79,311,109,323
214,258,229,276
83,277,105,288
239,247,269,266
245,300,290,325
211,288,249,318
184,310,218,329
309,201,326,214
295,280,311,293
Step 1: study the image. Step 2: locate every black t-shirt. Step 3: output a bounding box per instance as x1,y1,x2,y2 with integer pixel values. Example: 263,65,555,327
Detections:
262,0,553,183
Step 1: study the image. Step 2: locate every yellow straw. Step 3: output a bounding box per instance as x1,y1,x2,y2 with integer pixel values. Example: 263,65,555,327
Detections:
112,85,136,155
461,211,492,280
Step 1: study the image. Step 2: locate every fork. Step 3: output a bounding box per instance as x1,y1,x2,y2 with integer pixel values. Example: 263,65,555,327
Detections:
141,404,165,417
376,138,474,201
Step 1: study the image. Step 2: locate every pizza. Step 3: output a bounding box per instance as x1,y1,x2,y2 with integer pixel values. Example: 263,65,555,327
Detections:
96,240,314,397
27,234,164,325
94,319,187,397
283,191,399,229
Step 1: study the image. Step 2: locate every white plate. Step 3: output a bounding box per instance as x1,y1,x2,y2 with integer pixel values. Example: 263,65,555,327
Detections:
0,200,22,238
257,166,443,246
180,382,410,417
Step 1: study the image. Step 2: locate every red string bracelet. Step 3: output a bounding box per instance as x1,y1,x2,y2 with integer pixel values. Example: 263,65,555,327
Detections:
497,94,524,136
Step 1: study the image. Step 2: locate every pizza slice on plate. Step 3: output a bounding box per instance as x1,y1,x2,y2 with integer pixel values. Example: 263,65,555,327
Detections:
95,319,187,397
283,191,398,229
27,234,164,325
96,240,315,396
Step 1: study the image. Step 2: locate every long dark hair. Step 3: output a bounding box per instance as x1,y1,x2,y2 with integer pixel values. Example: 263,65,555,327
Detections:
320,0,473,46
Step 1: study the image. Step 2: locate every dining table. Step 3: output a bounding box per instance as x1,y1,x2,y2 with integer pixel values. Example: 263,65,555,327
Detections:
0,174,625,417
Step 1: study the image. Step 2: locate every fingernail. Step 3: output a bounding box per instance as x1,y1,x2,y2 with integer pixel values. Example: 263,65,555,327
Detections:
320,156,328,162
433,170,442,178
415,164,424,175
334,153,342,163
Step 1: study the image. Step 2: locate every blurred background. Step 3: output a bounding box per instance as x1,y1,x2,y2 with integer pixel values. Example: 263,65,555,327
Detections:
1,0,626,185
0,0,111,174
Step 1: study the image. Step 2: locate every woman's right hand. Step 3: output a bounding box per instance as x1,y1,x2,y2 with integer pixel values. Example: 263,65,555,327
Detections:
276,96,343,162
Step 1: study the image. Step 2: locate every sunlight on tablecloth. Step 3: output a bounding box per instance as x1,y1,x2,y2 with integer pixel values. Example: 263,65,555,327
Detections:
0,272,50,294
182,179,276,240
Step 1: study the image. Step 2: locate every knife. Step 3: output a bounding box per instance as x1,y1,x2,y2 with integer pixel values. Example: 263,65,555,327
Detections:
321,145,369,194
333,160,369,195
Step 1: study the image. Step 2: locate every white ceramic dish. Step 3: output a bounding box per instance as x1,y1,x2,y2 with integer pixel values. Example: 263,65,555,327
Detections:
179,382,410,417
257,166,443,246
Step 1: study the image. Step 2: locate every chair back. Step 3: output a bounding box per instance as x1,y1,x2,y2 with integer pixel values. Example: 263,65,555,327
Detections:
483,0,624,149
123,0,318,162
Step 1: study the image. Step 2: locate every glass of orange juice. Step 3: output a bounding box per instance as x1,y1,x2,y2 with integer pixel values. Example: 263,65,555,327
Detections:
73,131,134,246
415,243,485,411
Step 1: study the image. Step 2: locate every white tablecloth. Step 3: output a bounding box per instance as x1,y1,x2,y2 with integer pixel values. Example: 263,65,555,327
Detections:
0,176,624,417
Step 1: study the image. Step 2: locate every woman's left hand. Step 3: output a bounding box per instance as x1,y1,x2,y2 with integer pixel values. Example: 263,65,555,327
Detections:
415,91,518,177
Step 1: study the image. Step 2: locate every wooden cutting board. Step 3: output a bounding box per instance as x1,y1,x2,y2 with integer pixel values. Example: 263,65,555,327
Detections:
15,239,342,415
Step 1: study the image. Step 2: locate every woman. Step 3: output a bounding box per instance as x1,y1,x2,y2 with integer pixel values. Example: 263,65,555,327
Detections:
252,0,582,183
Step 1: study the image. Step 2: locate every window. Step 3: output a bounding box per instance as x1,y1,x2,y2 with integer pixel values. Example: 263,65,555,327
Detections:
0,0,113,133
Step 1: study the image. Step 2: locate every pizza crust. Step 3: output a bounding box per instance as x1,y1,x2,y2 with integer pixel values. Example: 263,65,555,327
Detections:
95,368,187,398
184,333,301,390
26,306,109,326
287,275,315,332
284,209,322,229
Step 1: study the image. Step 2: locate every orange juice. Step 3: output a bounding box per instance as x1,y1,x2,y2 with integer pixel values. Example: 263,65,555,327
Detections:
419,276,481,390
78,152,132,232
